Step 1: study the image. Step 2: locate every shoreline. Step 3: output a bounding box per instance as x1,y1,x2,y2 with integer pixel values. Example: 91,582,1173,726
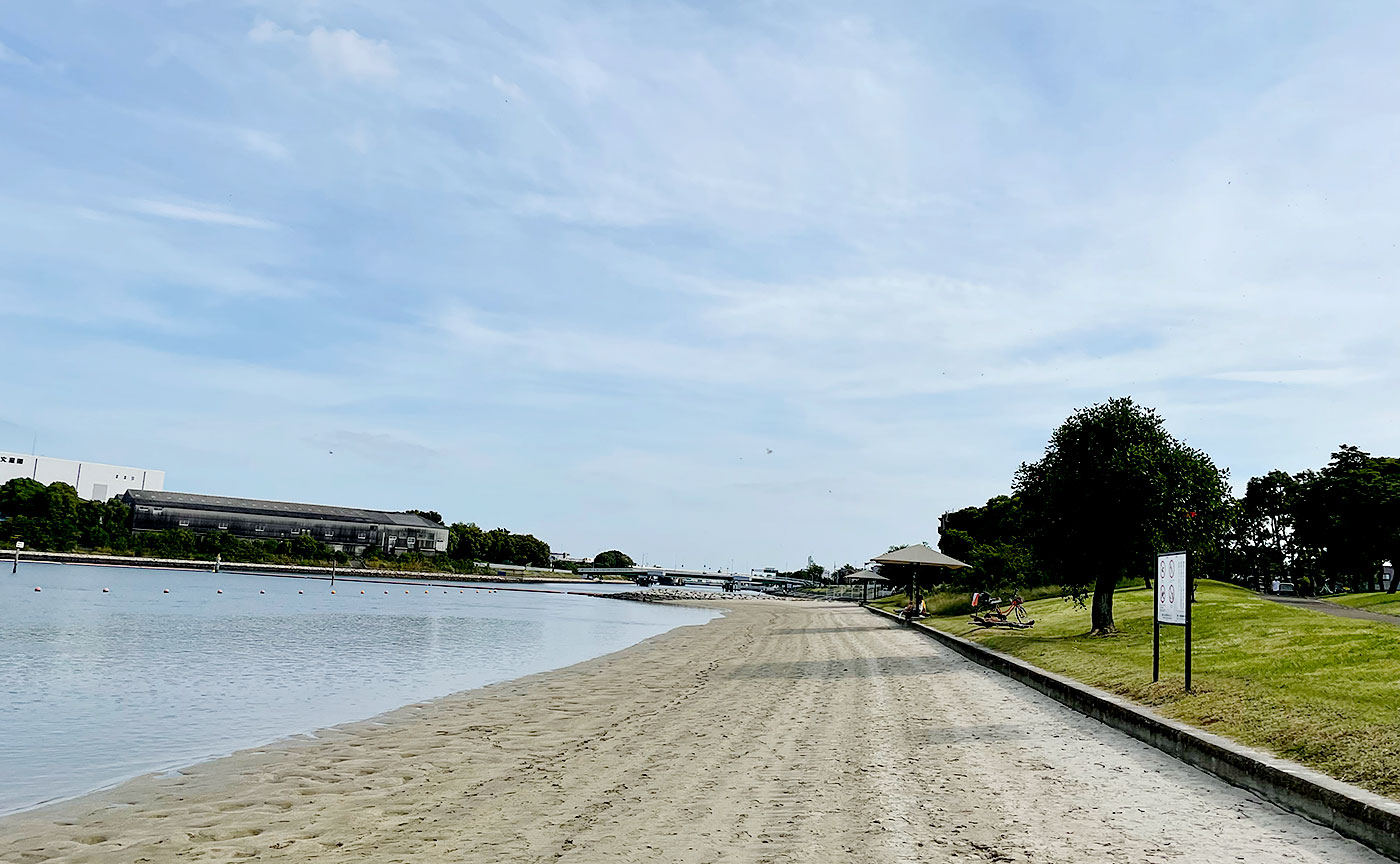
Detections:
0,590,726,821
1,599,1384,863
11,550,634,588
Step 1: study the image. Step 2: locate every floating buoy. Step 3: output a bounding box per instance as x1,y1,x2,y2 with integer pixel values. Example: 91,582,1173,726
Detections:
260,590,265,594
33,586,40,592
163,589,169,594
298,590,304,594
424,590,429,594
360,590,365,594
384,590,388,594
459,590,463,594
102,588,110,593
217,589,223,594
330,590,336,595
405,590,409,594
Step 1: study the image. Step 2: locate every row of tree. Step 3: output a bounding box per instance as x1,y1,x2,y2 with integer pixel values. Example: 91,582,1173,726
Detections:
1229,446,1400,595
930,397,1396,633
0,477,636,574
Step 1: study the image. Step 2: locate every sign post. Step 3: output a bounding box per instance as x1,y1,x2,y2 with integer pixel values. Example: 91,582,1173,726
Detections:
12,541,22,574
1154,551,1191,691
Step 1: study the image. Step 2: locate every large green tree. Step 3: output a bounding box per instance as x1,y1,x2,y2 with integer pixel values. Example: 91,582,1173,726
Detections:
1014,397,1231,633
594,549,635,568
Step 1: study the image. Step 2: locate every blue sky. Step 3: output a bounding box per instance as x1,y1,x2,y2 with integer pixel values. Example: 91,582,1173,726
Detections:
3,2,1400,571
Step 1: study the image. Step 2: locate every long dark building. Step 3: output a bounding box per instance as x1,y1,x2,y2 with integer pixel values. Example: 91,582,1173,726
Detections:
124,490,449,556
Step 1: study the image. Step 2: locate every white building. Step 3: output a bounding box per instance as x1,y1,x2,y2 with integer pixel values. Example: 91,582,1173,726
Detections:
550,552,594,565
0,451,165,501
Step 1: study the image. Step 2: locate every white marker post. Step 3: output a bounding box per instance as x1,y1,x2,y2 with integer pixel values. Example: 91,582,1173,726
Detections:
1154,551,1190,690
12,540,23,574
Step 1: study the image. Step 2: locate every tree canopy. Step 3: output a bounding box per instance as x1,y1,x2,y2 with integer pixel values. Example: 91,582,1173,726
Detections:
1013,397,1231,633
593,549,635,568
1230,447,1400,595
445,522,551,567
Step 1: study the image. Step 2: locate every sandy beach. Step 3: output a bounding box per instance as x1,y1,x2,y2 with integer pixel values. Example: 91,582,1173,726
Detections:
0,599,1385,863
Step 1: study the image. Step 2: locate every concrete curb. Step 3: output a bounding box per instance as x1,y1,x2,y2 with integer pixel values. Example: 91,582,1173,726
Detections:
866,605,1400,861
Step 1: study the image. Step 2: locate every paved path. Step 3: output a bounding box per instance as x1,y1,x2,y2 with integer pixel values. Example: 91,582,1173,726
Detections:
0,601,1387,863
1265,594,1400,624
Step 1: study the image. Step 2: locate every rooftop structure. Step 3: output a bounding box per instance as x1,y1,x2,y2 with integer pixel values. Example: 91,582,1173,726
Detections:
124,489,448,557
0,451,164,501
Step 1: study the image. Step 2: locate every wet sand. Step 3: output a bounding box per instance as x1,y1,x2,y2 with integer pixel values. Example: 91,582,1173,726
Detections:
0,601,1386,863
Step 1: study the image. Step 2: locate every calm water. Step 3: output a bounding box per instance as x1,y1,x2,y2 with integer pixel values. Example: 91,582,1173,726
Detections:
0,563,717,814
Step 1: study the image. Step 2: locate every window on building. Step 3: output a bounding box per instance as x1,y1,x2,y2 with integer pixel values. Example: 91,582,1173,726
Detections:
217,522,229,530
421,538,435,550
324,530,333,538
255,525,265,533
178,519,190,527
357,532,367,540
16,458,21,464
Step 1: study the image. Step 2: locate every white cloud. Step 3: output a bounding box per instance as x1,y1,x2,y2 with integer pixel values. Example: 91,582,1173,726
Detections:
247,20,295,44
307,27,397,83
125,198,279,230
239,129,290,161
490,74,524,102
248,20,396,84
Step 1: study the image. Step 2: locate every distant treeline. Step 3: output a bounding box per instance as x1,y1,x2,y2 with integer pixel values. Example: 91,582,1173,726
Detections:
0,477,613,574
932,399,1399,631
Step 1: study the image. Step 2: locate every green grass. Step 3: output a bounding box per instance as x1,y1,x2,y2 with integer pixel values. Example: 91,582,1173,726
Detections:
1331,591,1400,618
901,581,1400,799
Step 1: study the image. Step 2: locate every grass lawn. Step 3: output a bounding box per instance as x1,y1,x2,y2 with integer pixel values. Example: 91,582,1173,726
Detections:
879,581,1400,799
1331,591,1400,618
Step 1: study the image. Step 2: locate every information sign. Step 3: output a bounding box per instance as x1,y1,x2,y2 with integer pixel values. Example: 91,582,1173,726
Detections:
1153,550,1192,691
1157,552,1187,625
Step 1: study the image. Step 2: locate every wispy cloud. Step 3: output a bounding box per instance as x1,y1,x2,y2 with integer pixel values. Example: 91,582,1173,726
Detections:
307,27,397,83
6,2,1400,570
125,198,279,230
239,129,290,161
248,20,396,84
0,40,32,66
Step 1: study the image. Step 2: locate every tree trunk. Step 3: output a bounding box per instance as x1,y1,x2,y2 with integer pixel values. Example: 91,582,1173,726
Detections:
1090,577,1116,633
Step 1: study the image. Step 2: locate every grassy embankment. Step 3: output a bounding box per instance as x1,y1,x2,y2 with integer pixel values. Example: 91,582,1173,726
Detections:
1331,591,1400,618
875,581,1400,799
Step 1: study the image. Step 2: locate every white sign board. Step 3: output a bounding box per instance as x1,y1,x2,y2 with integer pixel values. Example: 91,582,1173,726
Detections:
1157,552,1187,625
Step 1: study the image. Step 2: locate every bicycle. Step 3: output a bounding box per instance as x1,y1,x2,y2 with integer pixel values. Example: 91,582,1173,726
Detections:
970,591,1033,628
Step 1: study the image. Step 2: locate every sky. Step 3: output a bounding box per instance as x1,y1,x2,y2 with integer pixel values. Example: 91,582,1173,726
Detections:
3,1,1400,572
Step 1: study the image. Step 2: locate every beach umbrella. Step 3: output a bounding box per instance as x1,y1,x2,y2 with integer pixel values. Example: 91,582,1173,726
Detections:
870,544,969,606
845,568,887,602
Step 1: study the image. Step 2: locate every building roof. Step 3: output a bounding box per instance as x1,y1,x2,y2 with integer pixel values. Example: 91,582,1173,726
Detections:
871,544,970,569
124,489,442,529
